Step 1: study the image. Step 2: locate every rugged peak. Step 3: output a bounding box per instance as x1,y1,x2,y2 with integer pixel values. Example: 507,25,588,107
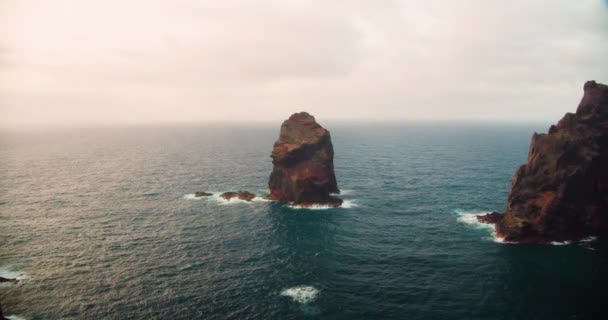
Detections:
477,81,608,243
584,80,597,90
276,112,327,147
577,80,608,117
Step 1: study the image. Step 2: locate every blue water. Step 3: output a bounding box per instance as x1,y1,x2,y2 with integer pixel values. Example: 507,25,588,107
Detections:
1,124,606,319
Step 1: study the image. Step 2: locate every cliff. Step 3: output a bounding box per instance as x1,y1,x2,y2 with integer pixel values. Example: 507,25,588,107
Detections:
267,112,342,207
479,81,608,243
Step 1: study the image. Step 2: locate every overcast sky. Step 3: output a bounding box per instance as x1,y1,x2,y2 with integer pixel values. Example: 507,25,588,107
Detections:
1,0,607,127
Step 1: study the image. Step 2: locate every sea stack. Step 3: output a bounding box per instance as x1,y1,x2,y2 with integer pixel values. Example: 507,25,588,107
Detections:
267,112,342,207
478,81,608,243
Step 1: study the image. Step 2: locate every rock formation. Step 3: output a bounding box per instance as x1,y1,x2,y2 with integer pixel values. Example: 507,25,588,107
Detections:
267,112,342,207
0,277,18,284
194,191,213,197
478,81,608,243
220,191,256,202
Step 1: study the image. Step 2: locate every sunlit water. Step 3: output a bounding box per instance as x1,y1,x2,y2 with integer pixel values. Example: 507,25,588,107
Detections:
1,124,606,319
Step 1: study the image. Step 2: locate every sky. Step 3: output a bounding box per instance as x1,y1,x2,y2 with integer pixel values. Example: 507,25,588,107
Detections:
1,0,607,127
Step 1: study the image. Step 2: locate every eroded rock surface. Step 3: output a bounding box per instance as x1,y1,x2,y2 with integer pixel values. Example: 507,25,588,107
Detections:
267,112,342,207
478,81,608,243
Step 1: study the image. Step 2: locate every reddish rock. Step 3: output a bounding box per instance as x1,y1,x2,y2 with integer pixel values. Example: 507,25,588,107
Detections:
220,191,256,202
491,81,608,243
476,212,503,224
267,112,342,206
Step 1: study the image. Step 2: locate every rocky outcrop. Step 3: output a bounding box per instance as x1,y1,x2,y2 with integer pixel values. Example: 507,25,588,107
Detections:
220,191,256,202
267,112,342,207
194,191,213,197
0,277,18,284
478,81,608,243
476,212,503,224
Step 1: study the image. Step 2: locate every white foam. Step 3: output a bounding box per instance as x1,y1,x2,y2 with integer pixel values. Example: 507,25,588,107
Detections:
0,265,28,285
185,192,276,205
455,210,602,246
251,196,272,203
455,210,494,230
280,286,319,304
550,241,572,246
183,194,204,200
288,199,358,210
334,189,354,196
6,316,27,320
579,236,597,243
454,209,510,243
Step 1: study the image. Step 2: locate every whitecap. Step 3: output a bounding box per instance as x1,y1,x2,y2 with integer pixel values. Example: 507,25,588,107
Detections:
183,194,203,200
288,200,357,210
6,316,28,320
0,265,28,285
455,209,602,245
251,196,272,203
333,189,354,196
0,267,27,281
454,210,494,231
280,286,319,304
454,209,508,243
579,236,597,243
550,241,572,246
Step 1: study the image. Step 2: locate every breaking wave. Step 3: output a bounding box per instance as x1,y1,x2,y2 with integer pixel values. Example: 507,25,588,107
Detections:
183,193,204,200
0,265,29,285
454,209,507,243
288,199,358,210
280,286,319,304
456,209,601,246
184,192,267,205
333,189,354,196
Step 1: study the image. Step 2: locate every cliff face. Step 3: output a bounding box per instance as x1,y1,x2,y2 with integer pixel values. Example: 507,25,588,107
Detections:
267,112,342,207
483,81,608,243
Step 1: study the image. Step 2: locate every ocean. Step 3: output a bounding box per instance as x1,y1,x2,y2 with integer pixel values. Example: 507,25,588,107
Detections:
1,123,606,319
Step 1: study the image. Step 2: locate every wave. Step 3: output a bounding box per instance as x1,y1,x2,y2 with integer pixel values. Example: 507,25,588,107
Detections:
332,189,354,196
454,209,508,243
288,199,358,210
183,194,204,200
280,286,319,304
184,191,273,205
0,265,29,284
455,209,601,246
455,209,494,231
6,316,28,320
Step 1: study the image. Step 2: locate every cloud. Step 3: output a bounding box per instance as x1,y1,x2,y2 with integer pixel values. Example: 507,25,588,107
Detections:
0,0,607,126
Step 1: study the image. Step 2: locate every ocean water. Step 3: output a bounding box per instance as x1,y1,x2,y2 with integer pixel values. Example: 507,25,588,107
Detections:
1,123,606,320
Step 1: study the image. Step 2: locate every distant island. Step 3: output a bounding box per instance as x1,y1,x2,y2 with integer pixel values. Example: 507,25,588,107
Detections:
478,81,608,243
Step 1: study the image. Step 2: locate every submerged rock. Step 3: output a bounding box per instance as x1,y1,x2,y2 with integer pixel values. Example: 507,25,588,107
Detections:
194,191,213,197
267,112,342,206
220,191,256,202
480,81,608,243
